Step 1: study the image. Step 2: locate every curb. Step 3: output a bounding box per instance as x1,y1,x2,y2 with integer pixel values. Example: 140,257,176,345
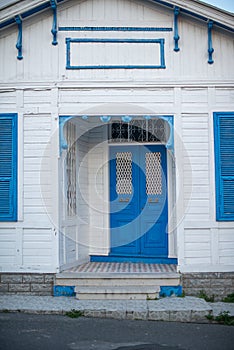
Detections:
0,307,212,323
2,295,232,323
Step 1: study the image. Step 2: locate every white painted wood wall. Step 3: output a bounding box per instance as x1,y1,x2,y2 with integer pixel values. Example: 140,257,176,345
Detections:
0,0,233,273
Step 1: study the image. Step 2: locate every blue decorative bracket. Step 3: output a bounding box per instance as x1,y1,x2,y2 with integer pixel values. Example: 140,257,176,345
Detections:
50,0,58,45
59,116,73,155
208,20,214,64
173,7,180,52
100,116,111,122
15,15,23,60
122,116,132,123
161,116,174,153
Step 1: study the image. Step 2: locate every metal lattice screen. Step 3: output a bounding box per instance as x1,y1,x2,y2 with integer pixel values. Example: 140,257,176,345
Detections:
145,152,162,194
116,152,132,194
65,122,77,216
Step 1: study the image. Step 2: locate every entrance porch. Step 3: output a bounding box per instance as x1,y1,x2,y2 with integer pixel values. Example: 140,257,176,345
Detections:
55,262,181,300
59,115,177,271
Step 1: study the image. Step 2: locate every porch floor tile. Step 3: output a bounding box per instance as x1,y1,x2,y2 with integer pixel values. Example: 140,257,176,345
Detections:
65,262,177,274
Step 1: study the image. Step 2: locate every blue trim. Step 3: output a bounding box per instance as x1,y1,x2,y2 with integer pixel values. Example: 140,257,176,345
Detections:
50,0,58,45
90,255,178,264
214,112,234,221
158,116,174,153
66,38,71,68
173,7,180,52
0,0,233,35
0,114,18,222
66,38,166,70
100,116,111,122
15,15,23,60
150,0,174,10
20,3,50,19
160,286,182,297
0,18,15,29
59,115,174,152
59,26,173,32
150,0,234,33
208,20,214,64
59,116,73,155
53,285,75,297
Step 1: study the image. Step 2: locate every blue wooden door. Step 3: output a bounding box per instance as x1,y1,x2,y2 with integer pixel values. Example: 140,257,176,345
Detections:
110,145,168,257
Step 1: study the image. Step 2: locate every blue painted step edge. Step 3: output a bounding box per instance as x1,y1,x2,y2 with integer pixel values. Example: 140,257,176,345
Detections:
53,285,75,297
90,255,178,264
160,285,183,297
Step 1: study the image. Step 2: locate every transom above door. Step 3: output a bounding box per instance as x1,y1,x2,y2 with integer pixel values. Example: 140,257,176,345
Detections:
109,118,170,143
110,144,168,258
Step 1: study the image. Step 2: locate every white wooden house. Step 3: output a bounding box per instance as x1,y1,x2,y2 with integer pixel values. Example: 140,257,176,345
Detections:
0,0,233,299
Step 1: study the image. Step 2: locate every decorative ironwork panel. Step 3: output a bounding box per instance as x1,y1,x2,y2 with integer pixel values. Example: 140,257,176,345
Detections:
116,152,132,194
111,122,128,142
129,119,147,142
145,152,162,194
110,119,169,143
65,122,77,216
148,118,170,142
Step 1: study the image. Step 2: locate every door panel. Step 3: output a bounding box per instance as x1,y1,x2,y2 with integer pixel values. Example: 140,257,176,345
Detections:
110,145,168,257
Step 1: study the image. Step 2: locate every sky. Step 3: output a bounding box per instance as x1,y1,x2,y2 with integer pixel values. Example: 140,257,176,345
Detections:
202,0,234,13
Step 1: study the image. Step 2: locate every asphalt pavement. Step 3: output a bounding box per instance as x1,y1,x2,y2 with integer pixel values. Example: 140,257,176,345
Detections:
1,313,234,350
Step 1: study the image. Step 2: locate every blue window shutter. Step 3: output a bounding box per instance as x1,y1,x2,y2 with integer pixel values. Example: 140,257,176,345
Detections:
214,112,234,221
0,114,17,221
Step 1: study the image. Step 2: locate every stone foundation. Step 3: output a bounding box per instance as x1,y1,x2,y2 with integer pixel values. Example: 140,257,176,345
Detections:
182,272,234,301
0,273,55,295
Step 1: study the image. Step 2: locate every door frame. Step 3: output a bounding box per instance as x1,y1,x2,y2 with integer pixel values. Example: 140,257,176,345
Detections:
108,143,170,261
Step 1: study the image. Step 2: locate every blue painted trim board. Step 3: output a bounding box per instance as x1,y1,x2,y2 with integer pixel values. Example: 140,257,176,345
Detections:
59,26,172,32
150,0,234,33
0,0,233,35
66,38,166,70
90,256,178,264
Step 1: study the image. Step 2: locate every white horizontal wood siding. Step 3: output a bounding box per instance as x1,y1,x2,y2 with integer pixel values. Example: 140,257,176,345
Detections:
88,123,109,256
59,118,90,270
0,0,233,273
0,0,233,84
0,89,58,273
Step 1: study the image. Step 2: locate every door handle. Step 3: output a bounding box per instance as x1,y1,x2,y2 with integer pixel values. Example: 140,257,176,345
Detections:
119,198,129,202
148,198,159,203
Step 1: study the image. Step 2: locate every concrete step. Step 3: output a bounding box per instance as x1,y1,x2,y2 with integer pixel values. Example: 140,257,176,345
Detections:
56,273,180,288
75,285,160,300
55,264,181,300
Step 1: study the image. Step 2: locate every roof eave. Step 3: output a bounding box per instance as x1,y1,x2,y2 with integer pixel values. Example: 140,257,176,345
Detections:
0,0,233,32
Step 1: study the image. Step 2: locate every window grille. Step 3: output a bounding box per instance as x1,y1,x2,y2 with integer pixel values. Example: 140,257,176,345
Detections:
109,118,170,143
116,152,132,194
145,152,162,194
65,122,76,216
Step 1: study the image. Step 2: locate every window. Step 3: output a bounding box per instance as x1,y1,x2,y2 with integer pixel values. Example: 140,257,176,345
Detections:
0,114,17,221
214,112,234,221
65,121,76,216
109,118,170,143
